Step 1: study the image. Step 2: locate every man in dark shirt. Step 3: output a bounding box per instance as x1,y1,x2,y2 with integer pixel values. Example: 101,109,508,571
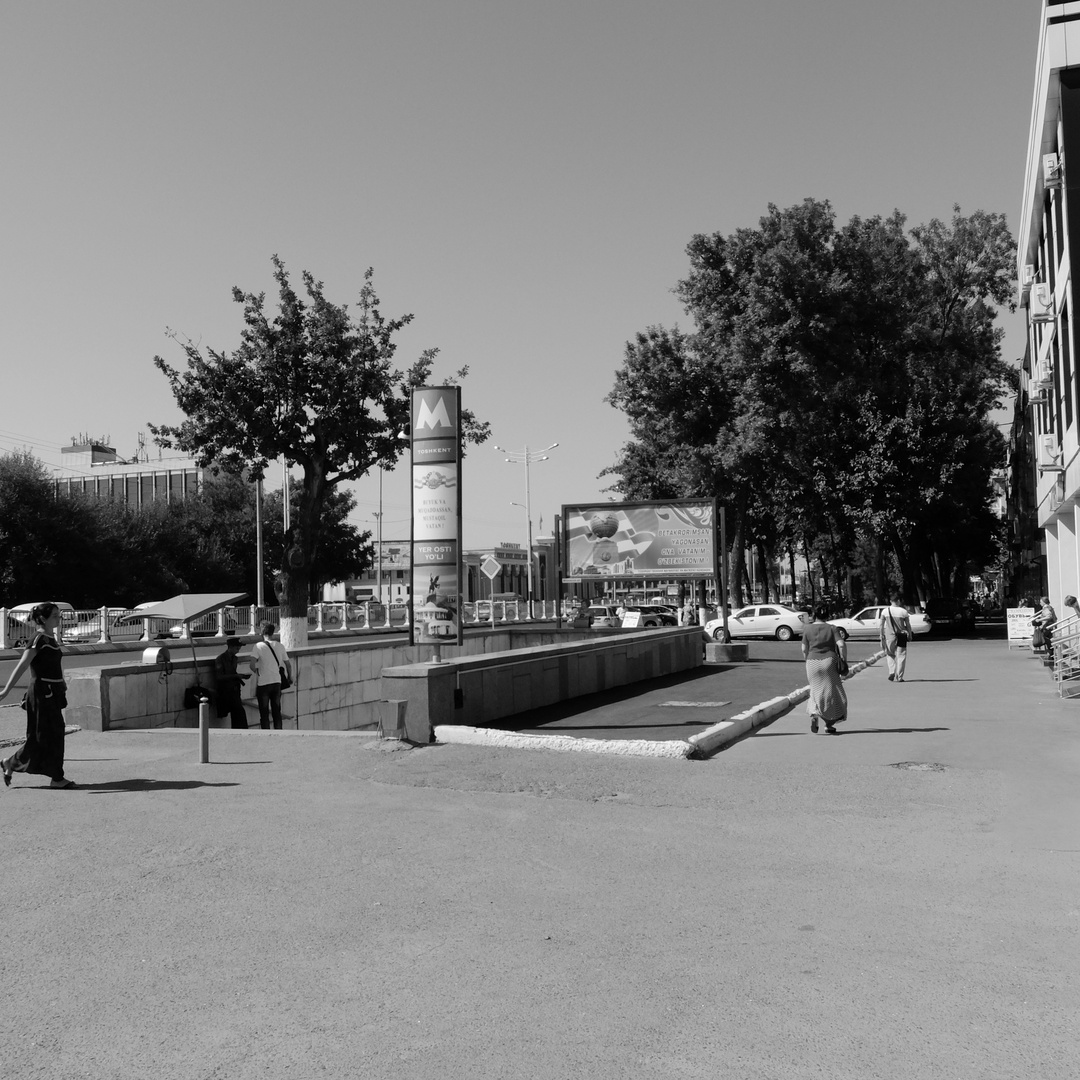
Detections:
215,637,249,729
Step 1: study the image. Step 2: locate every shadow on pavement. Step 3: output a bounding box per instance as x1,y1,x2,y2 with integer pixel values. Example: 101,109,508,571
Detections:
494,666,737,732
81,779,242,793
831,727,950,735
517,720,712,734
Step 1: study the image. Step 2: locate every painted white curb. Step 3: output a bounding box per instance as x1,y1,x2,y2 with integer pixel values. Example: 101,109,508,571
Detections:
434,725,694,759
689,651,884,757
435,652,885,761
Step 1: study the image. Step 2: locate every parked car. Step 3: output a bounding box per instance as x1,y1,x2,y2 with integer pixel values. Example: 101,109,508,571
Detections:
828,605,933,641
703,604,808,641
625,604,678,627
924,597,976,633
6,602,77,647
586,604,622,628
169,607,239,638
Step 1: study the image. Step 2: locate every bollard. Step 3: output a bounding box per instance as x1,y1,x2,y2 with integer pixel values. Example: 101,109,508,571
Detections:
198,695,210,763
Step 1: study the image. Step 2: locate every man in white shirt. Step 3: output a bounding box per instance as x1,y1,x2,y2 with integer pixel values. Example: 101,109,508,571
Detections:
252,622,292,729
879,594,913,683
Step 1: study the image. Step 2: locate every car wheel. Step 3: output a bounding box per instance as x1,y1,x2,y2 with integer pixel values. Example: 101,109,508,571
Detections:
776,625,794,642
835,627,849,641
711,627,726,642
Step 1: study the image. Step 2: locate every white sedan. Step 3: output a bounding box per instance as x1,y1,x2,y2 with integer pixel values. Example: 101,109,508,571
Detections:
703,604,808,642
828,606,932,641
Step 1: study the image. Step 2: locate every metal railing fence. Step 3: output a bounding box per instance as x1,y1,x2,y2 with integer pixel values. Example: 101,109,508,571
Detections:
0,599,581,649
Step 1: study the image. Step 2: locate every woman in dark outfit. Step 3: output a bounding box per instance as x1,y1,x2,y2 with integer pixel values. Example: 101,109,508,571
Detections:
801,605,848,735
0,603,76,788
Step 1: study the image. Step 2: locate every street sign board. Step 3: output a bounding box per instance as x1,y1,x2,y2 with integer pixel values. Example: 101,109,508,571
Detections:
481,556,501,580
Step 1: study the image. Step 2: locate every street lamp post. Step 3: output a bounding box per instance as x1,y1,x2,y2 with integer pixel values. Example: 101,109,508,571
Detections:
374,468,383,606
494,442,558,618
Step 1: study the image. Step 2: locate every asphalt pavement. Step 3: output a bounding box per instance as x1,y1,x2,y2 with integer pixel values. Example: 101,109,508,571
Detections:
0,629,1077,1079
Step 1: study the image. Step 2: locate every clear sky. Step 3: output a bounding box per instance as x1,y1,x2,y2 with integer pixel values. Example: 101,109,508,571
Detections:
1,0,1037,551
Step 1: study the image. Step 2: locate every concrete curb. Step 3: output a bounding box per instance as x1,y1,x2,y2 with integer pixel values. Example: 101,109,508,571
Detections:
433,725,695,759
435,652,886,761
688,651,885,757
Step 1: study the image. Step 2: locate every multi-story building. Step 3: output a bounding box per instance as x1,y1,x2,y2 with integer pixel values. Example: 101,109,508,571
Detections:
54,441,202,505
1017,1,1080,604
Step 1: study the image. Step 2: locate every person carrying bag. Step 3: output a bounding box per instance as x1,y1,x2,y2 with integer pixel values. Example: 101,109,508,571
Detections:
880,593,913,683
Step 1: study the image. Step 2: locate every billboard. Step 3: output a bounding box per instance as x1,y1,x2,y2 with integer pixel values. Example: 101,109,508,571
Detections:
410,387,463,646
562,499,717,580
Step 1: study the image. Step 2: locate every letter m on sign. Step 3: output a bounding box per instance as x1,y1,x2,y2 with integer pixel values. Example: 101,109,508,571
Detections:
413,389,456,434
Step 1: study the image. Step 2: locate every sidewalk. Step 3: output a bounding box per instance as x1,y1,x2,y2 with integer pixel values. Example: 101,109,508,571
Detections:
0,635,1076,1079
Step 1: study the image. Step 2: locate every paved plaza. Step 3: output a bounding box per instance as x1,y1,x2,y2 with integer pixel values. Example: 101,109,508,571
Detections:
0,634,1077,1079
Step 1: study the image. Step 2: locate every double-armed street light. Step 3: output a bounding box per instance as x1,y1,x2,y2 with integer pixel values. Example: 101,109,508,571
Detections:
494,442,558,616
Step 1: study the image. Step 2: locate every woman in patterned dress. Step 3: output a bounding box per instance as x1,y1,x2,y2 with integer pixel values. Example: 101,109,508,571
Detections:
801,605,848,735
0,602,76,788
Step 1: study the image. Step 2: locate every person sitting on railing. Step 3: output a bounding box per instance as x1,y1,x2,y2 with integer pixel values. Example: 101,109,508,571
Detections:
1032,596,1057,664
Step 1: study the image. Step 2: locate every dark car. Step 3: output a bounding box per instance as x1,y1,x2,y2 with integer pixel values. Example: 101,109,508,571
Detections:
924,597,976,633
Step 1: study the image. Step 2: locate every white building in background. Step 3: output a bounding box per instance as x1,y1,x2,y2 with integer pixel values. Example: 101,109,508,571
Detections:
53,441,202,505
1018,1,1080,604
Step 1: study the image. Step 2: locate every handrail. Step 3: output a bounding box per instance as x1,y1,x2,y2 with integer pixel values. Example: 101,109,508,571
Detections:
1050,621,1080,696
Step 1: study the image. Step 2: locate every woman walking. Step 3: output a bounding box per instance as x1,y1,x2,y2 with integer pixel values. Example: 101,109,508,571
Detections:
0,603,76,788
801,605,848,735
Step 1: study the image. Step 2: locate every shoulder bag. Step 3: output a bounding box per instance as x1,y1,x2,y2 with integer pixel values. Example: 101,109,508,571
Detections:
269,642,292,689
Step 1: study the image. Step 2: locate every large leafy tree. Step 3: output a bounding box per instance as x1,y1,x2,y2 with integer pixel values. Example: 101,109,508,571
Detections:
151,258,488,645
606,200,1014,606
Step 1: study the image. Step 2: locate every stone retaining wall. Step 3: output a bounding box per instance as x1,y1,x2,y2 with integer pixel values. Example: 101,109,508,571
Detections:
381,627,703,743
63,627,660,732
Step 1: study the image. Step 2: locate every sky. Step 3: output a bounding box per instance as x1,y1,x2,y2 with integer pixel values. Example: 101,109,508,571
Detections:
1,0,1038,552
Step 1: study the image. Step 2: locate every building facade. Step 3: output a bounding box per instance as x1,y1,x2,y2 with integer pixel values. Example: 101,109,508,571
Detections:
1016,3,1080,606
54,442,202,505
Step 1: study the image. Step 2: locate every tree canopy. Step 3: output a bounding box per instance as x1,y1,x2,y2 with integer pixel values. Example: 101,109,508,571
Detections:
605,200,1015,606
0,452,368,610
151,258,489,644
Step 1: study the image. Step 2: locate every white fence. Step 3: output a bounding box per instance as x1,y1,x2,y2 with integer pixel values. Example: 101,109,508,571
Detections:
1,600,573,649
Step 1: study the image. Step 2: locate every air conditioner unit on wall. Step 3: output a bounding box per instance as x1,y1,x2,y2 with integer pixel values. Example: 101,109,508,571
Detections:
1039,433,1064,472
1031,282,1055,323
1044,152,1063,189
1033,361,1054,392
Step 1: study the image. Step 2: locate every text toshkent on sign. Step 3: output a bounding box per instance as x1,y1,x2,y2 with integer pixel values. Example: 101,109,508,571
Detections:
561,500,718,580
410,386,463,646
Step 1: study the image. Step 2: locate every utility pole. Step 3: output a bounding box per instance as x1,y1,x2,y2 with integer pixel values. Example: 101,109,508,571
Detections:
493,442,558,618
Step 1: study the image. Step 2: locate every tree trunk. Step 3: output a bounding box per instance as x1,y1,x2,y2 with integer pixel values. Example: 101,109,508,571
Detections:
729,513,745,607
275,460,330,650
874,535,888,602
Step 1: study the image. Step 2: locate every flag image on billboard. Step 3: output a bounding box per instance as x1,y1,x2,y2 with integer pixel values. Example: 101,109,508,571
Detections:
410,387,463,646
562,499,717,580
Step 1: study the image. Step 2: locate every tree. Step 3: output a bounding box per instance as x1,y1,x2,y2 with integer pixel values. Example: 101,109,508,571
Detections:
151,258,489,645
605,200,1015,606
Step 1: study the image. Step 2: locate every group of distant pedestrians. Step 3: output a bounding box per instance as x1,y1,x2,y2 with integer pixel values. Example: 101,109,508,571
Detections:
0,613,292,791
801,592,913,736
